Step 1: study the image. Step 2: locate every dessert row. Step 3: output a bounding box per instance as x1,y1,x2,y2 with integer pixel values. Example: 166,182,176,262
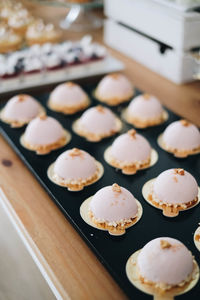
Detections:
0,1,62,53
1,94,200,219
0,36,106,78
1,75,200,160
78,167,199,227
2,94,197,171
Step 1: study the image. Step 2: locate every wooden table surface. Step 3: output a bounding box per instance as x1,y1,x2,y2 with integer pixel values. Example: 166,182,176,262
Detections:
1,2,200,300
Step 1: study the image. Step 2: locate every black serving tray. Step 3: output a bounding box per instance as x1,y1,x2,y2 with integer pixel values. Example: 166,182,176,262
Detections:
1,84,200,300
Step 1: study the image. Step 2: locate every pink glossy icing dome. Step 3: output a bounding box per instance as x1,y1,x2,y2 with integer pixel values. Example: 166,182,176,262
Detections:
127,94,163,120
54,148,97,181
162,120,200,150
96,74,133,101
137,237,194,286
153,169,198,205
2,94,40,122
79,106,117,135
90,184,138,222
50,82,88,107
24,116,64,146
110,129,151,163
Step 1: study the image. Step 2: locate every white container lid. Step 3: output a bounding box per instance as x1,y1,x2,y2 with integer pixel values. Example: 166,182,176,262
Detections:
153,0,200,12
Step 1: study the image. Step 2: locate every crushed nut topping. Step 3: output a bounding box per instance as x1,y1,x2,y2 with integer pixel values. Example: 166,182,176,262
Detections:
143,94,150,100
160,240,172,249
195,234,200,241
180,119,190,127
18,95,26,102
66,82,75,88
96,105,105,113
39,114,47,120
110,73,120,80
174,168,185,176
69,148,82,157
128,129,137,139
112,183,121,193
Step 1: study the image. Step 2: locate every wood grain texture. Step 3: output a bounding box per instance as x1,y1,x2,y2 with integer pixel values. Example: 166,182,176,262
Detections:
0,2,200,299
0,136,126,300
0,191,56,300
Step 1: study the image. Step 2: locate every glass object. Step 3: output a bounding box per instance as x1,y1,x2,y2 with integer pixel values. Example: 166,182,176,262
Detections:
30,0,103,31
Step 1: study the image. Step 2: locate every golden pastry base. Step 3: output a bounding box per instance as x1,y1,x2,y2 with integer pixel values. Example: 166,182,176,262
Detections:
104,147,158,175
47,161,104,191
47,97,90,115
0,105,46,128
72,117,122,142
26,34,62,46
80,196,143,236
20,130,71,155
157,134,200,158
0,39,23,54
142,179,200,217
94,89,134,106
122,109,168,129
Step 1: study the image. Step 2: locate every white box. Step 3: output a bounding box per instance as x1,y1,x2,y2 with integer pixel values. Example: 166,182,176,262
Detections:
104,0,200,51
104,19,196,83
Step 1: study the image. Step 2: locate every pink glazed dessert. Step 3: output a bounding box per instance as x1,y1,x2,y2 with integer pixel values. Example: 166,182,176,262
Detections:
106,129,152,174
48,82,90,114
95,73,134,106
50,148,103,191
148,168,199,214
137,237,195,291
22,115,69,154
74,105,122,142
26,19,61,46
89,183,139,230
0,94,43,127
125,94,166,128
161,120,200,157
